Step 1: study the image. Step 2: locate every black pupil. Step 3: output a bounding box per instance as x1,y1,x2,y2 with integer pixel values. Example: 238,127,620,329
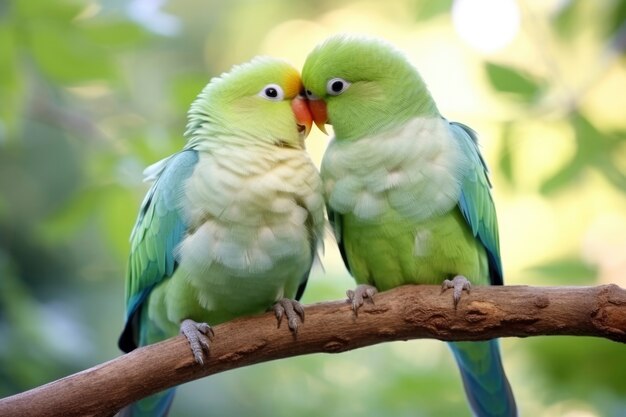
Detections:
331,81,344,92
306,89,313,97
265,87,278,98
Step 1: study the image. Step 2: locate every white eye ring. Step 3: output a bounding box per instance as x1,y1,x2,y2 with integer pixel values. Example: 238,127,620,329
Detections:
326,77,351,96
258,84,284,101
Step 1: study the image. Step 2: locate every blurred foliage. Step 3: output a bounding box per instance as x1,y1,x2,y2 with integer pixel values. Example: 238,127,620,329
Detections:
1,1,625,416
484,62,544,103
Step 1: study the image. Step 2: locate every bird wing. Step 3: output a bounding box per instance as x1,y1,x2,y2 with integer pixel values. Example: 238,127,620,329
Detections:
450,122,503,285
118,149,198,352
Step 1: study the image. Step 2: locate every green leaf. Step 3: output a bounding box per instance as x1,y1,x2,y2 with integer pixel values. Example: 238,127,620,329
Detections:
571,112,605,155
607,0,626,38
571,113,626,191
596,161,626,191
553,0,583,39
415,0,452,22
497,122,515,185
540,112,626,194
539,157,584,195
484,62,543,102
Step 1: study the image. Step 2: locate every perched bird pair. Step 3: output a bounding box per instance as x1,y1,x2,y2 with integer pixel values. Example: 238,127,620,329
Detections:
118,35,517,417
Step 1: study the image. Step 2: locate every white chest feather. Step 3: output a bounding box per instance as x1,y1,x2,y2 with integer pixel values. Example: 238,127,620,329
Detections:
177,145,324,278
321,117,469,222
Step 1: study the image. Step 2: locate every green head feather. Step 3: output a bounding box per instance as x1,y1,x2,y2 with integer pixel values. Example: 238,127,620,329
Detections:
302,34,439,141
185,57,306,149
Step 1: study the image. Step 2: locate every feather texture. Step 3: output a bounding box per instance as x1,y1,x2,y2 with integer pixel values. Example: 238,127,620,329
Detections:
304,34,516,417
322,117,470,223
118,57,323,417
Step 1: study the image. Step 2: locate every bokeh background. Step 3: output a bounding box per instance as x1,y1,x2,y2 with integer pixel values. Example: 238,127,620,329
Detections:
1,0,626,416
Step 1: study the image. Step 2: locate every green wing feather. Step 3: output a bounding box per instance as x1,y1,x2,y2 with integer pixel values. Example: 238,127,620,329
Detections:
327,122,502,286
118,150,198,352
450,122,502,285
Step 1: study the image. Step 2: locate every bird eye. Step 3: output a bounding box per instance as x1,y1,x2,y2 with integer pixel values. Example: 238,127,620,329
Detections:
259,84,284,101
305,89,319,100
326,78,351,96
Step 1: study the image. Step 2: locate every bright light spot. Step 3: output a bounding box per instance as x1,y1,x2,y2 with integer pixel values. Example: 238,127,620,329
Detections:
452,0,520,53
127,0,181,36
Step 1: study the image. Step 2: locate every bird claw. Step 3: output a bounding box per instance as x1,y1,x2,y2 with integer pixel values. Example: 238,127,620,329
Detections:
273,298,305,334
180,319,214,365
346,284,378,315
441,275,471,308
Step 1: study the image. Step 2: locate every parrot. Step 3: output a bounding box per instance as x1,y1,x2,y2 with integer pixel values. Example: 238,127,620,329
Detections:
301,34,517,417
116,57,324,417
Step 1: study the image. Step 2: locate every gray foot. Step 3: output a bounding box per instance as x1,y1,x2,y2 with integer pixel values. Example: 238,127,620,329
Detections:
346,284,378,315
441,275,471,307
180,318,214,365
273,298,305,334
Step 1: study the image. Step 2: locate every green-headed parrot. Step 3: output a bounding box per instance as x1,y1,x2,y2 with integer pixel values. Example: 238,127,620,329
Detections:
117,57,324,417
302,35,516,417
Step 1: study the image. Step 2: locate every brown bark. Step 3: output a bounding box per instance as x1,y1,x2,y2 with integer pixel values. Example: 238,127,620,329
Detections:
1,284,626,417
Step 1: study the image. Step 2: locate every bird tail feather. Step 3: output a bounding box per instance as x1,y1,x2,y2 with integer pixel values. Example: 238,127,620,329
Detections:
448,340,517,417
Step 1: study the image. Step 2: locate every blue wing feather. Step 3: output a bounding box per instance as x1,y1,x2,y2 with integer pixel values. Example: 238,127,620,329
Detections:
118,149,198,352
450,122,503,285
449,122,516,416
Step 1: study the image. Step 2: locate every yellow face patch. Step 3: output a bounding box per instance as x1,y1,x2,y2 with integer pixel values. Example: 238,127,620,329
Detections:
283,68,303,99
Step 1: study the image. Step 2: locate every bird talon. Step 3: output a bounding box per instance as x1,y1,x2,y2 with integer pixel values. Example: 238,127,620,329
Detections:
273,298,304,334
294,302,305,321
346,284,378,316
288,317,299,333
180,319,213,365
441,276,472,308
273,303,285,328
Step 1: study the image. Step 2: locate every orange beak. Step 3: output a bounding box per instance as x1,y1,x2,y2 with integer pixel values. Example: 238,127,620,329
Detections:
308,99,328,135
291,96,312,138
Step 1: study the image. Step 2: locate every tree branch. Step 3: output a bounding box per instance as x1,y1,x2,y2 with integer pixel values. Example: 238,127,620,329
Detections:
2,284,626,417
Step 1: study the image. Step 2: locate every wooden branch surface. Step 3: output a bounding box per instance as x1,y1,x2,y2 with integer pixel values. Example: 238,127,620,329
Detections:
2,284,626,417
